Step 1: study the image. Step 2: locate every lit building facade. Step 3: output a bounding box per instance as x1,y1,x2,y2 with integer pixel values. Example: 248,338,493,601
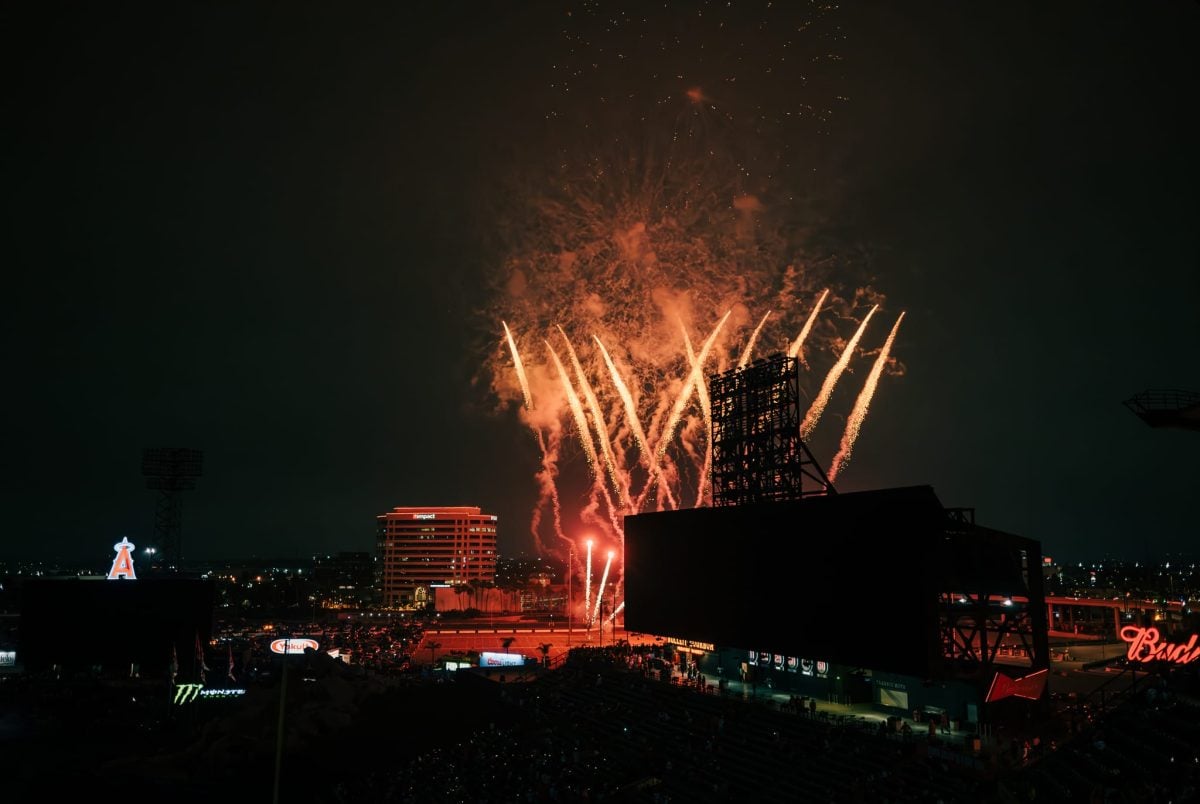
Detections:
377,506,498,607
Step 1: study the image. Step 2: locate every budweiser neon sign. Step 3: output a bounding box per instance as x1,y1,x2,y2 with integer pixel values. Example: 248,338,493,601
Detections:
1119,626,1200,665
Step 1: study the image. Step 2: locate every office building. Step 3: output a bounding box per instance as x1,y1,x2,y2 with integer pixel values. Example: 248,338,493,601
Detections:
377,506,498,607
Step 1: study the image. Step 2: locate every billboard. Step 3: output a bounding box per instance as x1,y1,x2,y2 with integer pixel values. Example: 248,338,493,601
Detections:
626,486,1041,680
270,638,319,655
626,488,948,676
480,651,524,667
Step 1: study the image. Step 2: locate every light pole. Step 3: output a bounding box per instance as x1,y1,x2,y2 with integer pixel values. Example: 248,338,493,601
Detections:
610,584,617,646
273,636,290,804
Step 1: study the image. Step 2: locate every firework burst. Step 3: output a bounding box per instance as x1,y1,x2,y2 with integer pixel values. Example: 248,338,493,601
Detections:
476,3,905,595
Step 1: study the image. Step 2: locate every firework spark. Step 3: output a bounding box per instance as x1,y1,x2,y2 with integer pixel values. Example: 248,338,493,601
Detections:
828,313,906,482
591,550,615,626
801,305,879,440
681,327,716,508
502,321,532,410
546,340,599,477
607,601,626,623
738,310,772,370
788,289,830,367
559,326,626,506
655,310,731,462
478,4,900,562
594,334,677,510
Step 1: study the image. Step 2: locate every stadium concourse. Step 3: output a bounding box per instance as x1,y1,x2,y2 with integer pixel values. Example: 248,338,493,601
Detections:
416,624,657,666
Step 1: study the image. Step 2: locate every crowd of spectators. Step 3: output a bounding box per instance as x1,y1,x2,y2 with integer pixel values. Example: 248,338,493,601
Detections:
340,645,993,802
8,625,1199,802
1008,680,1200,802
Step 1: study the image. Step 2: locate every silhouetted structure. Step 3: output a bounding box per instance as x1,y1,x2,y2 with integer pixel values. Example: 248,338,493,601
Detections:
142,448,203,569
626,485,1049,722
1123,389,1200,432
20,577,213,674
709,354,835,506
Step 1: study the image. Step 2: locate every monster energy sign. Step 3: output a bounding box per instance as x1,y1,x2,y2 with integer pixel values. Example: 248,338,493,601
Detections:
173,683,246,704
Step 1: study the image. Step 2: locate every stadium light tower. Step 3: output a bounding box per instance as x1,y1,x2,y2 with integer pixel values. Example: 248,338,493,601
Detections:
142,447,203,570
1123,389,1200,432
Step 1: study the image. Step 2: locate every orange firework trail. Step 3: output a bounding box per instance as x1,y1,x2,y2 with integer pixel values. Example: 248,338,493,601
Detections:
738,310,772,369
801,304,879,440
546,340,625,535
546,341,599,476
502,321,533,410
591,550,615,626
681,326,716,508
503,321,567,554
828,313,906,483
558,326,627,507
594,334,677,510
655,310,730,462
788,289,830,367
606,601,625,623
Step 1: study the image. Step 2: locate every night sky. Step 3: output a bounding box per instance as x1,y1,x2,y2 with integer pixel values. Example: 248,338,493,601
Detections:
5,2,1197,565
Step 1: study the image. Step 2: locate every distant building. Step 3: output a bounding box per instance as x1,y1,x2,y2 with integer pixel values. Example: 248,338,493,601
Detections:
312,551,375,608
377,506,498,607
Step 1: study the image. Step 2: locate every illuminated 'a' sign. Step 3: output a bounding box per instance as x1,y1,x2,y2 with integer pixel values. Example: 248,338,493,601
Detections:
1120,626,1200,665
108,537,137,580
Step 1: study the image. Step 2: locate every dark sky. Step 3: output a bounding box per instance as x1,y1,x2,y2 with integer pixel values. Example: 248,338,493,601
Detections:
4,2,1197,565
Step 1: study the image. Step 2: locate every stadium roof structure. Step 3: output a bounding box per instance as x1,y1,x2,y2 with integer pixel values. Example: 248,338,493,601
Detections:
625,485,1048,682
1123,389,1200,432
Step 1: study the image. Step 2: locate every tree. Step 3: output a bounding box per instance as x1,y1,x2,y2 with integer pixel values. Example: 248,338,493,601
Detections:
427,640,442,666
538,642,553,668
501,637,515,654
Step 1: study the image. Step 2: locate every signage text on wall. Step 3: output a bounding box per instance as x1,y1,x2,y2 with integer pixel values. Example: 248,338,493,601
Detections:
1120,627,1200,665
